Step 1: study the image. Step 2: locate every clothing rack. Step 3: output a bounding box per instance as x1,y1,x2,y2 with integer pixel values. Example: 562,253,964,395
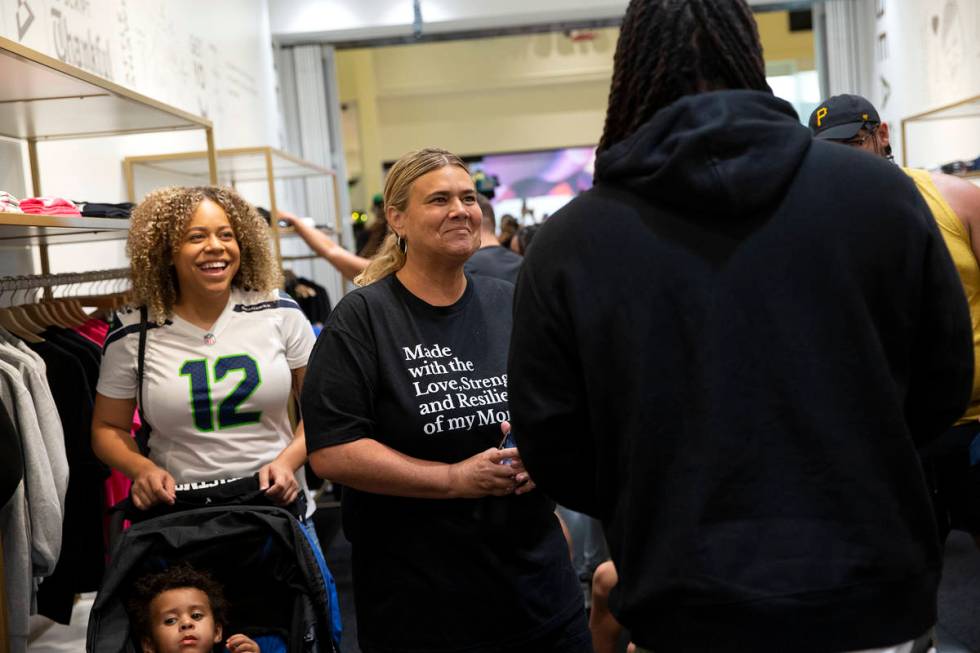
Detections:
0,268,130,292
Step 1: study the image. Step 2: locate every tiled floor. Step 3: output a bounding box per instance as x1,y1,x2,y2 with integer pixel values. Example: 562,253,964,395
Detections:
27,593,94,653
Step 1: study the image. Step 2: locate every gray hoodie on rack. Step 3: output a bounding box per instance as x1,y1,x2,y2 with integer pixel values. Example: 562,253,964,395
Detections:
0,333,68,653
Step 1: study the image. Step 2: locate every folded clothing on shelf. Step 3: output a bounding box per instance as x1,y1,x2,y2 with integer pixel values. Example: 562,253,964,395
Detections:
77,201,135,218
19,197,81,216
0,191,21,213
940,156,980,176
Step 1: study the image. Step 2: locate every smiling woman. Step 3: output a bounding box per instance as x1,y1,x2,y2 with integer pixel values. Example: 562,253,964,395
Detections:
90,185,319,522
301,149,589,652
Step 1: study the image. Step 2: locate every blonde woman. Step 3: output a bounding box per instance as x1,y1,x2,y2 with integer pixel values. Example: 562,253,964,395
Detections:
92,186,316,517
302,148,588,653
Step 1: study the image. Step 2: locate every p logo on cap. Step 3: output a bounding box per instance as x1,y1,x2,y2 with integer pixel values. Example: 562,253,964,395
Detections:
816,107,828,127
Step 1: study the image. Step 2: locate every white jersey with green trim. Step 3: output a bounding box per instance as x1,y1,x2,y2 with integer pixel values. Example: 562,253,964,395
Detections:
97,288,316,513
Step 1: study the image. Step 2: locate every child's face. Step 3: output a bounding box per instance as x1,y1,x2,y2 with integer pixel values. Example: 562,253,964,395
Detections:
142,587,223,653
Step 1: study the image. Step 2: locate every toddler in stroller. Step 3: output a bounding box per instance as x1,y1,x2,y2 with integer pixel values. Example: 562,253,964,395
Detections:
87,476,341,653
127,563,265,653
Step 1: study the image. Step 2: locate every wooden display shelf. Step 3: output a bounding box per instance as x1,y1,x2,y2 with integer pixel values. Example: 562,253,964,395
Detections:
0,213,129,246
0,35,212,142
125,147,343,269
276,224,336,238
901,94,980,168
0,36,215,286
124,147,335,186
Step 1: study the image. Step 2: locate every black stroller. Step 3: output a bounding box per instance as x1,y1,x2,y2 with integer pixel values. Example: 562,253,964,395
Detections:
86,478,341,652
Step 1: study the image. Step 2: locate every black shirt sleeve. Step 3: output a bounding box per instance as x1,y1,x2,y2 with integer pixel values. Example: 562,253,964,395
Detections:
508,237,600,517
302,294,379,452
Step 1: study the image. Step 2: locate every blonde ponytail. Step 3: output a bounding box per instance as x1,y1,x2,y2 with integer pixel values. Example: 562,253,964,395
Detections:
354,230,406,286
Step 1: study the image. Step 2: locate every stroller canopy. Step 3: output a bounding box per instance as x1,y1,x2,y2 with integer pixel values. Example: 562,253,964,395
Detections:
87,505,337,653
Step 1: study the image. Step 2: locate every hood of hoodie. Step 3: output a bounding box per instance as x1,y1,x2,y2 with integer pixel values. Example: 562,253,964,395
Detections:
595,90,812,220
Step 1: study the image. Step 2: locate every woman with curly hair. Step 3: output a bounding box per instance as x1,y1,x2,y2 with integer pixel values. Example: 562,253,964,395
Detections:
92,186,316,515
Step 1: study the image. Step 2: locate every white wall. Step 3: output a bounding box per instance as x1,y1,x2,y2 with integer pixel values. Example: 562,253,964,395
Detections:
0,0,281,274
269,0,800,44
869,0,980,169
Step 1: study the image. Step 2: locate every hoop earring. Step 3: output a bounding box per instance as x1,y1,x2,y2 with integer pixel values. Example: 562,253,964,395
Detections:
396,234,407,254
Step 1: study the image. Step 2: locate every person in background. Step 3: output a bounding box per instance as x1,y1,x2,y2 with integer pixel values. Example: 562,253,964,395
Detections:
278,210,369,282
510,224,540,257
302,147,588,653
92,186,316,519
498,214,519,250
507,0,972,651
463,194,523,284
810,94,980,549
358,193,388,258
589,561,635,653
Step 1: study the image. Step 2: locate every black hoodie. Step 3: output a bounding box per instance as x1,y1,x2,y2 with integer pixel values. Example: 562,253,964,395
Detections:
508,91,973,652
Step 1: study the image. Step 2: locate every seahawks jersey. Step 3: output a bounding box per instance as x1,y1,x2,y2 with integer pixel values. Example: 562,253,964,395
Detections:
98,288,315,512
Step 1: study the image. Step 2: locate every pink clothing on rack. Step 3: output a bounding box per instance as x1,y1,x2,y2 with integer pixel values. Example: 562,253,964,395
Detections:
19,197,81,216
74,318,110,346
85,316,137,541
103,408,138,544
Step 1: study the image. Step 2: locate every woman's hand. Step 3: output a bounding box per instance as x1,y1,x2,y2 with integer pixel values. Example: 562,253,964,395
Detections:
130,462,176,510
498,420,536,495
259,460,300,506
448,447,521,498
508,454,537,496
276,209,298,226
226,633,261,653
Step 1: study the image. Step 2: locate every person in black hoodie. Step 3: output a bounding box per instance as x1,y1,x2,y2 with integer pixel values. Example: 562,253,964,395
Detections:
507,1,974,652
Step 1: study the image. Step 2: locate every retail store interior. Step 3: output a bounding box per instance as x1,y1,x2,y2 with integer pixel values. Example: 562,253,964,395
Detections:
2,0,980,652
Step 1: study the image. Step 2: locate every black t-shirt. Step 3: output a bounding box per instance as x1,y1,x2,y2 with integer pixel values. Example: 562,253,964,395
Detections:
464,245,523,285
303,274,580,653
30,340,108,623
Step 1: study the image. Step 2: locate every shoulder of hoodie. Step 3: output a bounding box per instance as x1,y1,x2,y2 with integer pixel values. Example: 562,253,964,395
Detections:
802,139,934,232
540,142,933,239
524,184,640,261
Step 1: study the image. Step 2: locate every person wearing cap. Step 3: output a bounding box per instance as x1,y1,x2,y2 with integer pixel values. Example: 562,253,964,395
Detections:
811,94,980,550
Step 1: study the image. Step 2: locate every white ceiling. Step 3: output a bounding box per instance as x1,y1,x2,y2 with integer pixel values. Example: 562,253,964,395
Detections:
269,0,811,45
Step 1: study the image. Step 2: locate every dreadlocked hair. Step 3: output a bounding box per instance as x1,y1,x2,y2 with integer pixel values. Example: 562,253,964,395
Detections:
597,0,770,154
127,185,282,324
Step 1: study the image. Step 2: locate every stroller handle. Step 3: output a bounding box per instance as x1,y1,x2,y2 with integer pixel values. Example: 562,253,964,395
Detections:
114,473,307,523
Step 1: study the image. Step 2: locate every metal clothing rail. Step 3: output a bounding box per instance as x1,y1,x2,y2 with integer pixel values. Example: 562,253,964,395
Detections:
0,267,130,292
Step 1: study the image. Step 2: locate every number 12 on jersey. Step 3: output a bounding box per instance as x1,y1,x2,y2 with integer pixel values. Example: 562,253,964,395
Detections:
179,355,263,431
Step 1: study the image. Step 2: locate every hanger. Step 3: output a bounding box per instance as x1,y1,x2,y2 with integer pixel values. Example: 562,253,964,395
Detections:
54,280,89,326
38,285,79,328
0,285,43,343
7,284,47,335
76,275,131,313
17,286,59,328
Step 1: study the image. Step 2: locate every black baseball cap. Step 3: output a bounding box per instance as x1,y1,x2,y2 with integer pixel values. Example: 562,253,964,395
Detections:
808,94,881,140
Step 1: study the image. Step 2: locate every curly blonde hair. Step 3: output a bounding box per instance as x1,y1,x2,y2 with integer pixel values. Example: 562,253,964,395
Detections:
127,186,282,324
355,148,469,286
